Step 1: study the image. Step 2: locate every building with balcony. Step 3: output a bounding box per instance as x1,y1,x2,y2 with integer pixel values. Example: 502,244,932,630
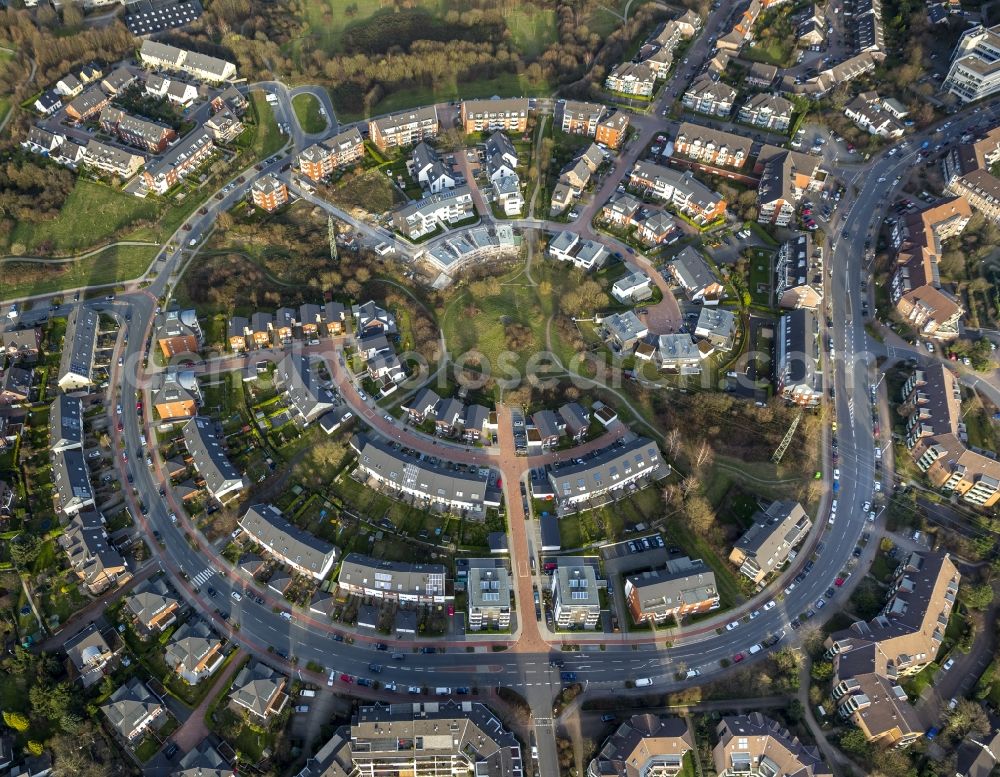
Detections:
944,23,1000,102
250,174,288,212
588,715,694,777
625,556,719,623
460,98,529,133
164,620,225,685
714,713,831,777
776,309,822,407
467,561,511,631
369,106,439,151
729,500,812,583
338,553,450,604
682,76,736,117
673,123,752,168
552,559,602,629
239,503,338,580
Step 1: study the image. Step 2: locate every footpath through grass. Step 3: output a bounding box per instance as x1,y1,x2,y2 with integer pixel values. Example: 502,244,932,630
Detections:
292,92,327,134
0,244,159,299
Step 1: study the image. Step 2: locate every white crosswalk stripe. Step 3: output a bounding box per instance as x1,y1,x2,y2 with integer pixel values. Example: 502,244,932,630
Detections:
192,567,215,587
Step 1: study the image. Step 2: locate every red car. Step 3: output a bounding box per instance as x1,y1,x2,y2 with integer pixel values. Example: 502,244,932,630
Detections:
117,421,124,432
733,652,745,663
447,604,455,616
340,673,353,683
136,401,143,412
835,577,845,587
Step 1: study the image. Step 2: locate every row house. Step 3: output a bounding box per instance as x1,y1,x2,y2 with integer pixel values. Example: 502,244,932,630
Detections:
57,304,100,392
776,308,822,406
58,509,129,594
239,503,338,579
182,416,246,504
628,161,727,224
139,39,237,82
99,106,176,153
682,75,736,117
673,122,751,168
142,129,214,194
338,552,450,604
296,127,365,181
83,140,145,179
605,62,656,97
739,93,794,132
460,98,529,133
844,91,905,138
369,106,439,151
22,126,65,156
776,232,824,310
547,438,667,508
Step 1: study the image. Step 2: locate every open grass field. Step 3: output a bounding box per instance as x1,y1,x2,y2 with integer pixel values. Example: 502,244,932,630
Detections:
0,244,159,299
8,180,161,254
248,92,286,160
292,92,327,134
505,5,557,58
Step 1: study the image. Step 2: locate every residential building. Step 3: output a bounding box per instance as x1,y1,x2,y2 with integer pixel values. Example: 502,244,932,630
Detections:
250,173,289,212
410,142,454,193
369,106,439,151
668,246,724,303
213,85,248,115
596,110,630,148
354,300,396,335
65,86,110,122
402,387,440,423
682,75,737,116
154,308,202,357
785,51,880,99
125,577,180,634
229,661,288,721
349,700,523,777
548,437,667,507
239,503,338,579
625,556,719,623
182,417,246,503
902,364,1000,507
602,191,642,225
756,146,824,227
844,92,904,137
467,561,512,631
776,309,821,406
635,210,679,245
588,715,694,777
338,552,450,604
164,620,225,684
393,185,474,240
53,139,86,166
275,353,335,425
352,435,493,515
33,89,61,115
99,106,175,152
560,100,606,136
714,713,831,777
944,23,1000,102
717,0,761,51
142,129,214,194
603,310,648,351
227,316,249,352
484,131,519,181
463,404,490,442
889,197,971,339
611,262,653,303
56,74,83,97
673,123,752,168
552,559,602,628
744,62,778,89
297,128,365,180
65,624,116,687
248,311,273,349
657,333,704,373
151,369,201,422
628,162,727,224
139,39,237,81
50,394,83,452
739,93,794,131
798,5,827,45
494,174,524,216
730,500,812,583
176,740,234,777
58,509,128,593
102,679,164,742
695,307,737,351
558,402,590,442
436,397,465,435
955,732,1000,777
0,367,31,405
82,140,145,179
943,127,1000,225
145,74,198,106
53,448,95,516
605,61,656,97
825,552,960,746
460,98,529,133
546,230,610,270
776,233,823,310
531,409,563,449
21,126,65,156
204,108,244,144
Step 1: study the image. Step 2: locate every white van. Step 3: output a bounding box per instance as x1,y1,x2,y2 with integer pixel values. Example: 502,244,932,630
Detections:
748,644,763,655
300,689,316,698
635,677,653,687
435,687,452,696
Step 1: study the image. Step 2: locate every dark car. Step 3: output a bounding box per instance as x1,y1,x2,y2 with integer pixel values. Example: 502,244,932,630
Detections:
826,587,836,598
368,663,382,673
375,642,388,651
420,647,435,654
164,743,179,760
560,671,577,682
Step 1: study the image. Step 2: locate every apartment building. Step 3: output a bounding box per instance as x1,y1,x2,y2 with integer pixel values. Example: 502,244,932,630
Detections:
393,185,473,240
125,577,180,634
250,174,289,212
729,500,812,583
99,107,176,152
943,127,1000,224
58,509,128,593
657,333,703,373
139,39,237,82
52,446,95,515
714,713,831,777
50,394,83,453
154,308,202,357
825,552,960,746
668,246,724,303
151,369,201,422
369,106,439,151
164,620,225,684
467,562,512,631
546,230,609,271
348,701,523,777
66,86,111,122
628,162,727,224
776,232,824,310
352,435,493,514
902,364,1000,507
552,559,602,629
102,679,164,742
739,93,794,131
695,307,738,351
944,23,1000,102
548,438,667,507
625,556,720,623
143,129,214,194
596,110,630,148
776,308,822,406
204,108,244,144
718,0,761,51
559,100,606,136
605,62,656,97
276,353,336,425
182,416,246,503
239,503,338,580
338,553,450,604
756,146,823,227
682,76,737,117
297,127,365,180
889,197,971,339
673,123,752,168
588,715,694,777
82,140,145,179
603,310,648,351
460,98,529,133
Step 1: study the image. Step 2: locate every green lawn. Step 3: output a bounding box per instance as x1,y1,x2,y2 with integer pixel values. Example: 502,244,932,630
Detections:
0,244,159,299
8,180,161,254
747,248,774,309
248,92,286,160
292,92,328,134
505,5,557,58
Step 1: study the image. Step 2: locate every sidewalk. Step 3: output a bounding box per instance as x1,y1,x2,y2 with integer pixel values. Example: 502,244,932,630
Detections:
170,648,246,753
